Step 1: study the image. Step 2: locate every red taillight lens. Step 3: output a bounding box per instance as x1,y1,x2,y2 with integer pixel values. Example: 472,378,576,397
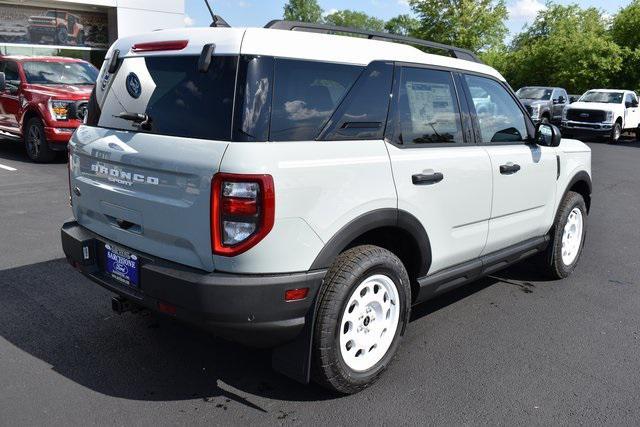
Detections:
285,288,309,301
132,40,188,52
211,173,275,256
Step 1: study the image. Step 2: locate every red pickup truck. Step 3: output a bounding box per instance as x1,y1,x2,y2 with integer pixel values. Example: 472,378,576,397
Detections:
0,56,98,162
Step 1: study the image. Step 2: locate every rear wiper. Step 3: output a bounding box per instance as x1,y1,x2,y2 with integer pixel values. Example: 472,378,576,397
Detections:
114,112,152,130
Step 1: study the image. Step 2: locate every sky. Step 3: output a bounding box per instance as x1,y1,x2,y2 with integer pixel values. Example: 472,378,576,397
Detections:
185,0,631,41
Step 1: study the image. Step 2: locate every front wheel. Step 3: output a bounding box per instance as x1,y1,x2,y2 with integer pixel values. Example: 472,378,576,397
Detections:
538,191,587,279
312,245,411,394
609,122,622,144
24,117,55,163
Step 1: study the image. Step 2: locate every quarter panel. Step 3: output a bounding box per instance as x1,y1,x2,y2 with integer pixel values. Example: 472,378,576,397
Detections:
217,139,397,273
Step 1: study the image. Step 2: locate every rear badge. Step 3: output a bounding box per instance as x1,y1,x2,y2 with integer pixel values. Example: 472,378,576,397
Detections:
126,72,142,99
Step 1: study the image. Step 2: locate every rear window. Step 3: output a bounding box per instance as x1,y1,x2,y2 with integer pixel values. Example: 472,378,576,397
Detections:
99,55,237,141
269,59,363,141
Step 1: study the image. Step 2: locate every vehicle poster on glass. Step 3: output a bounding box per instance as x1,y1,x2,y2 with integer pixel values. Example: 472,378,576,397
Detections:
0,4,109,48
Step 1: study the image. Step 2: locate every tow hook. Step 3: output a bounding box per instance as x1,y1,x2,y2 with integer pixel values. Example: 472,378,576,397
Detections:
111,296,141,314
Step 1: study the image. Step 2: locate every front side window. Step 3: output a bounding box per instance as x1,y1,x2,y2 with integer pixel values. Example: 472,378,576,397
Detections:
23,61,97,85
3,61,20,83
270,59,362,141
393,67,463,145
465,74,528,143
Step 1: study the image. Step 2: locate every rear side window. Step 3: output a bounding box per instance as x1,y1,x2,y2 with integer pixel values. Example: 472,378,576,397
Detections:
99,55,237,141
321,61,394,141
233,56,274,142
465,74,528,143
393,67,463,145
270,59,362,141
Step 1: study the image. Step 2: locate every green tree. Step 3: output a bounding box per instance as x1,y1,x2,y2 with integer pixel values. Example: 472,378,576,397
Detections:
323,10,385,32
283,0,323,23
384,14,420,36
611,0,640,49
485,4,623,94
409,0,508,52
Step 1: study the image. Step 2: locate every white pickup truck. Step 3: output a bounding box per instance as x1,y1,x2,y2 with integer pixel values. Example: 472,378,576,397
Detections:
562,89,640,143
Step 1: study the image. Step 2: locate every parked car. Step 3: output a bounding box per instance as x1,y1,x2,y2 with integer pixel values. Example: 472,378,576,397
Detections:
516,86,569,125
562,89,640,144
61,22,592,394
28,10,85,45
0,56,98,162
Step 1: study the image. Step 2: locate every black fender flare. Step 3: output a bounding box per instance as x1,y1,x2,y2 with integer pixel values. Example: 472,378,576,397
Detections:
558,170,592,216
309,208,432,277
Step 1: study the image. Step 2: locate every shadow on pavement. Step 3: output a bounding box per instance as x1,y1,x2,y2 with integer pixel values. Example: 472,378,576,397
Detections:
0,138,67,165
0,257,548,407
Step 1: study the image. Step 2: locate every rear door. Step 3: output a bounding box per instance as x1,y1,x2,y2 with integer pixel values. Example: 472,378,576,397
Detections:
386,65,492,274
462,74,557,254
623,92,640,130
71,45,240,271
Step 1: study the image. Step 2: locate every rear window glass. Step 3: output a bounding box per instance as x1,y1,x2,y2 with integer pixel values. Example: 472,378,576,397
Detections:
270,59,362,141
100,55,237,141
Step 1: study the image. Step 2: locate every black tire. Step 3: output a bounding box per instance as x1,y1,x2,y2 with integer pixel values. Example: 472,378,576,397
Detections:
24,117,55,163
540,115,550,125
57,26,68,44
635,126,640,142
312,245,411,394
609,122,622,144
538,191,587,279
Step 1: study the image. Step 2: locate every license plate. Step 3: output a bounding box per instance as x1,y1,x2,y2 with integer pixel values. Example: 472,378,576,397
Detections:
105,244,139,287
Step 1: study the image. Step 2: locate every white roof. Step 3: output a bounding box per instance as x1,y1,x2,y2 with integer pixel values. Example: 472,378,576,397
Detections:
108,27,505,81
587,89,631,93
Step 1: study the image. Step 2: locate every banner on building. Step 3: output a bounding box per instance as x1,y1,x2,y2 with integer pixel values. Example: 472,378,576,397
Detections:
0,4,109,48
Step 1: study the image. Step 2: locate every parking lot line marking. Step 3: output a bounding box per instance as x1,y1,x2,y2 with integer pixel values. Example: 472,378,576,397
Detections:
0,163,17,171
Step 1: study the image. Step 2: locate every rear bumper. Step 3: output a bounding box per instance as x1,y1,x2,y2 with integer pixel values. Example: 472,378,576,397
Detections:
61,220,326,347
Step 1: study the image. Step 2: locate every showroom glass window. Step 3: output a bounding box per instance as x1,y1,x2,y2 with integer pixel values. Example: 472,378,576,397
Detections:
465,74,528,143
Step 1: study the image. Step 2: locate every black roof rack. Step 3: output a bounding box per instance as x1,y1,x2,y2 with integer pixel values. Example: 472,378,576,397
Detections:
264,20,482,64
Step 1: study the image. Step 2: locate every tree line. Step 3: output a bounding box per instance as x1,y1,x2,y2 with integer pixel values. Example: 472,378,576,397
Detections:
283,0,640,95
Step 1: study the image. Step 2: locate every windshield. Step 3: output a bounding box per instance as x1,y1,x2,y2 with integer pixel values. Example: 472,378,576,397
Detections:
579,91,623,104
23,61,98,85
516,87,552,100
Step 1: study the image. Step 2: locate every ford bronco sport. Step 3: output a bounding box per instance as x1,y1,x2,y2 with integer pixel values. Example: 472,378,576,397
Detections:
28,10,85,45
61,21,592,394
0,56,97,162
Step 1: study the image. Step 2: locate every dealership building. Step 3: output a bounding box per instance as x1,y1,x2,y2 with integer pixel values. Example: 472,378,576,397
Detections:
0,0,186,65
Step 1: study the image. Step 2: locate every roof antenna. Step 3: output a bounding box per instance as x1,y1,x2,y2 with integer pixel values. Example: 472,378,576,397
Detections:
203,0,231,27
203,0,216,24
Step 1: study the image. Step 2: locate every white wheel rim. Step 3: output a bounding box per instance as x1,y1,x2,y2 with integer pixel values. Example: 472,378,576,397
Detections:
339,274,400,372
561,207,583,265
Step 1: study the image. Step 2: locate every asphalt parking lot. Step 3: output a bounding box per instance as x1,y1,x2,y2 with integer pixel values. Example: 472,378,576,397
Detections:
1,136,639,425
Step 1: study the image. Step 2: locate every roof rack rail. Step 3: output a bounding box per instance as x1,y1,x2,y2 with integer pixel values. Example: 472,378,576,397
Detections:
264,20,482,64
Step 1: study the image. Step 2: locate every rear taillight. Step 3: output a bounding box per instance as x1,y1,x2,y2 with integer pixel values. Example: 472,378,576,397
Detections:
211,173,275,256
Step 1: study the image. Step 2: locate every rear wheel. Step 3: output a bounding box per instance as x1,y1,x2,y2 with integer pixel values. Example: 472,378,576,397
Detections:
635,126,640,141
312,245,411,394
609,122,622,144
24,117,55,163
538,191,587,279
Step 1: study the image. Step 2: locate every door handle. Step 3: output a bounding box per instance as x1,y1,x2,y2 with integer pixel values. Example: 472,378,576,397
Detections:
499,162,521,175
412,172,444,185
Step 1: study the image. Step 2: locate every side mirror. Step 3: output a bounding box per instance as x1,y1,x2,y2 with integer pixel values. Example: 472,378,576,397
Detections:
536,123,561,147
0,72,5,92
